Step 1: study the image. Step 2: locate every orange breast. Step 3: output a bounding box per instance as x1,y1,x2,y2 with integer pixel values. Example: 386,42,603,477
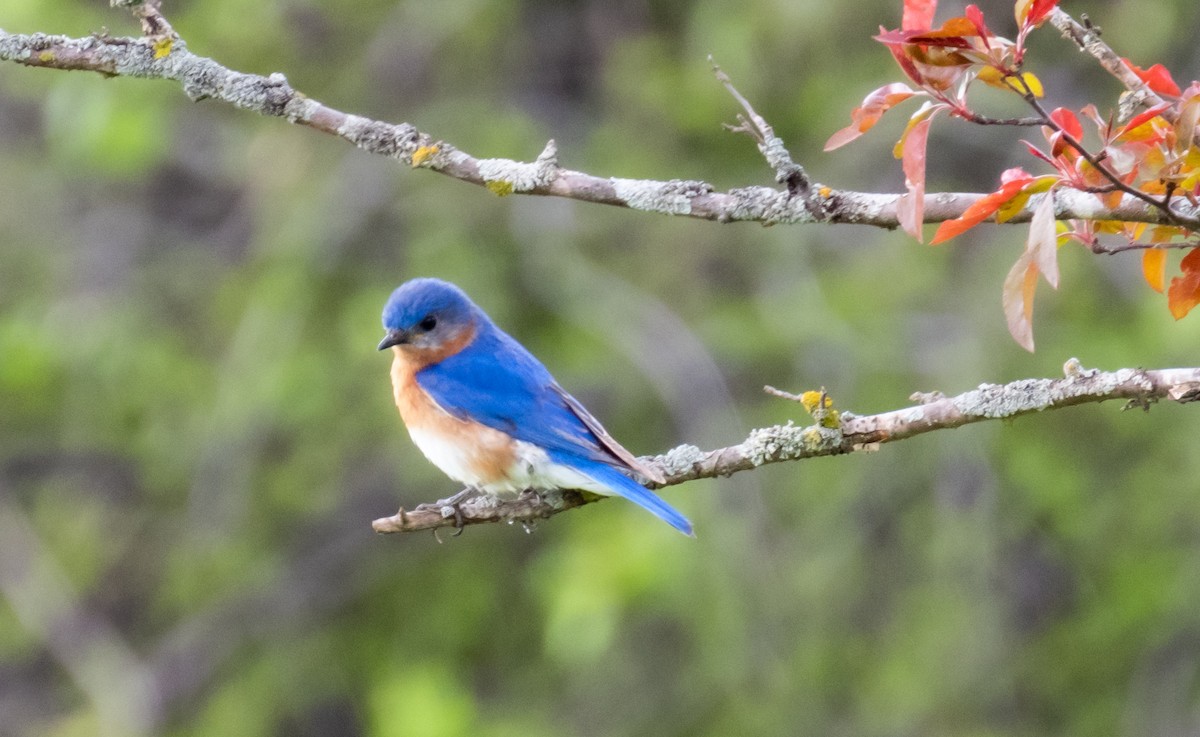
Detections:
390,347,519,488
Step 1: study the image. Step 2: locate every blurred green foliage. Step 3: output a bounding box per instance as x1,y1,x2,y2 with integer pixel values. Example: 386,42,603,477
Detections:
3,0,1200,736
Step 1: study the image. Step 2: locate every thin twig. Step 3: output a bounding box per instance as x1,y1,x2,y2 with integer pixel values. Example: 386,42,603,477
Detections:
958,111,1045,127
709,56,820,210
1091,239,1197,254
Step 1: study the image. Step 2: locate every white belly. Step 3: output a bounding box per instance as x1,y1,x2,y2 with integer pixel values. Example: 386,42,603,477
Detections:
407,425,613,498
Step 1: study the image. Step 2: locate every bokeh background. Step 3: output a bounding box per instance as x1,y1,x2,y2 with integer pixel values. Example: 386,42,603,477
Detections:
3,0,1200,735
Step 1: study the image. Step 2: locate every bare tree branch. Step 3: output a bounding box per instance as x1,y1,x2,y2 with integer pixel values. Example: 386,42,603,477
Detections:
1047,8,1198,148
3,13,1199,230
1047,9,1166,112
371,360,1200,535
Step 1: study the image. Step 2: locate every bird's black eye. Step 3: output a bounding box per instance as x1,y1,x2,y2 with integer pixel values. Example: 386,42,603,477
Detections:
418,315,437,331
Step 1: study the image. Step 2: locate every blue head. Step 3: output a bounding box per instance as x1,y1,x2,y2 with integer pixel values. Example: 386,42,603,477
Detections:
378,278,482,353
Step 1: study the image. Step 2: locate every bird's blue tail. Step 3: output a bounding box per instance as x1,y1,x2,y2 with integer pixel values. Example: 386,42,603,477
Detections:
565,457,694,536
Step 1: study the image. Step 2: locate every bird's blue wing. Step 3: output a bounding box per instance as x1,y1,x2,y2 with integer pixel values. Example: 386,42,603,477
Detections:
415,324,615,466
417,323,692,535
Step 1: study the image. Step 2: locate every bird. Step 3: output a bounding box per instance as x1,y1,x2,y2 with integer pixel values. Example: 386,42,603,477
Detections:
378,277,693,536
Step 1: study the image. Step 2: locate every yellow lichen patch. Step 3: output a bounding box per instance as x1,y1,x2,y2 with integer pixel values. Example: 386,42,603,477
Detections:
410,144,440,168
800,427,826,447
485,180,514,197
38,51,55,63
818,186,832,198
152,37,173,59
800,390,841,428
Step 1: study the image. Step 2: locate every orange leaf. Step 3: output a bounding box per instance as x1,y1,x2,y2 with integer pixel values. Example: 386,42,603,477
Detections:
897,114,933,242
1142,249,1166,293
903,0,938,31
824,83,917,151
903,17,980,45
997,175,1057,222
931,167,1032,244
1003,250,1039,352
1168,248,1200,319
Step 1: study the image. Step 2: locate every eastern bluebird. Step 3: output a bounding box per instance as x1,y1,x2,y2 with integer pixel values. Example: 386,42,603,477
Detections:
378,278,693,536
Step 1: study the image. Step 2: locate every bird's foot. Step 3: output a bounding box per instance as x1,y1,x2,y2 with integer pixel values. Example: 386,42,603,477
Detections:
416,487,480,538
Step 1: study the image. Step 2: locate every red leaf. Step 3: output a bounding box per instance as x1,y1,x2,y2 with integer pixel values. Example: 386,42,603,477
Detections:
1115,102,1172,140
965,5,991,47
876,26,926,87
999,166,1034,186
897,115,932,241
1168,248,1200,319
903,0,937,31
1123,60,1182,97
1021,140,1056,166
1049,107,1083,141
1079,103,1109,138
824,83,917,151
1023,0,1059,27
1047,131,1068,159
930,167,1033,244
1003,250,1039,352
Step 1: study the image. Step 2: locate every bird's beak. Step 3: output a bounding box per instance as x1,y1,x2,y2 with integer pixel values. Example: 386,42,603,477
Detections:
377,329,408,351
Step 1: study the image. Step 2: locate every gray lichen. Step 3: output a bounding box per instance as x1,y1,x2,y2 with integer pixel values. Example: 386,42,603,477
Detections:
725,186,800,223
336,115,420,159
178,55,227,100
651,444,707,477
610,178,712,215
477,151,557,193
955,380,1057,418
740,421,839,466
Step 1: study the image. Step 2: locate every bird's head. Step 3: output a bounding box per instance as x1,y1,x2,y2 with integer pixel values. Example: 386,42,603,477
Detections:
378,278,480,356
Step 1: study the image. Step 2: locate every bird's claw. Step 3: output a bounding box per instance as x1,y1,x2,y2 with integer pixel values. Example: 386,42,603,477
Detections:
444,503,466,536
420,488,478,541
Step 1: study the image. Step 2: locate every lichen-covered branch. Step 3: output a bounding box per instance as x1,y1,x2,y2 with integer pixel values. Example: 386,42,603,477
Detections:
371,360,1200,535
3,16,1199,229
710,57,820,215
